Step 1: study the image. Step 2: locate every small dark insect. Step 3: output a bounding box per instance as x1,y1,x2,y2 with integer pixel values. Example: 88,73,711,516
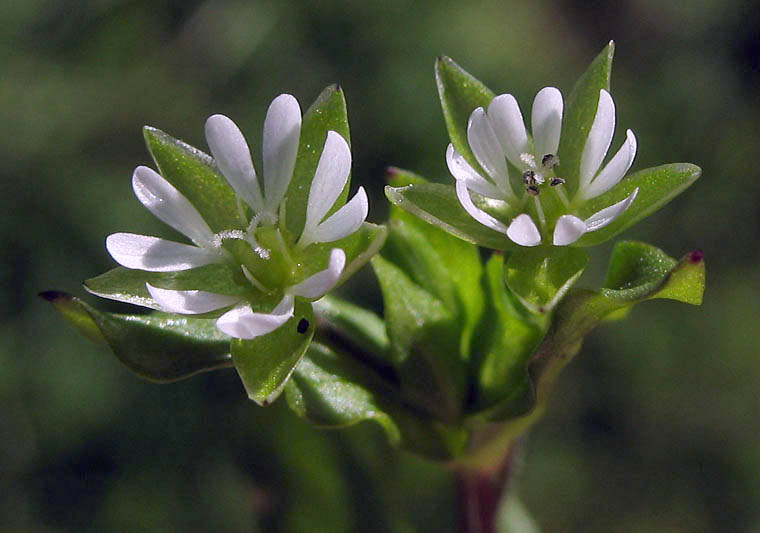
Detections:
550,177,566,186
297,318,310,333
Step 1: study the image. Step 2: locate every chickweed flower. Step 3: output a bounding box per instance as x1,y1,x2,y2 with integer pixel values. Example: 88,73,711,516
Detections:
448,88,638,246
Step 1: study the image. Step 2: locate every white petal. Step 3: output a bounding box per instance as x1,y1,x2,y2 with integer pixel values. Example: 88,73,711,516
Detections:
531,87,563,161
302,131,352,240
467,108,512,195
300,187,368,247
445,144,502,199
106,233,222,271
584,187,639,232
146,283,240,314
205,114,266,214
488,93,529,168
132,166,215,247
506,213,541,247
553,215,587,246
455,180,509,234
215,296,295,339
262,94,302,213
583,129,637,200
289,248,346,299
579,89,616,191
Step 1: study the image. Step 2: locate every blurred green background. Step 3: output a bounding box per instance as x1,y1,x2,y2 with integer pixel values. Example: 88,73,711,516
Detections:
2,0,759,531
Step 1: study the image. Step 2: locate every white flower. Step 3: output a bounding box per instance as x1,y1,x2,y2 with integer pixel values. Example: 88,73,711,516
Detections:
447,87,639,247
106,94,369,339
146,248,346,339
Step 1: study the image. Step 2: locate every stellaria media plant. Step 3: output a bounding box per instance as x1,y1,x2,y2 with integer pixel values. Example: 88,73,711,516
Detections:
44,42,705,529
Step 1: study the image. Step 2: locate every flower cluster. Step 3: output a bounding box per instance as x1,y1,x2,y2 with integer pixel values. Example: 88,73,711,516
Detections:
448,88,638,246
106,94,368,338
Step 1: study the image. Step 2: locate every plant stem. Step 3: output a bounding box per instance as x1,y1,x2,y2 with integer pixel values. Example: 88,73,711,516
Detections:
457,440,520,533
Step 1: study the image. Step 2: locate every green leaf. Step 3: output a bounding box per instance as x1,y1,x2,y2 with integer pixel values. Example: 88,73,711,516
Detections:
435,56,495,170
558,41,614,191
286,85,351,239
386,182,513,250
573,163,702,246
472,254,545,411
286,342,469,461
231,299,315,405
371,255,464,421
312,295,391,362
84,263,251,311
382,204,484,357
143,126,241,232
41,291,232,382
504,247,589,314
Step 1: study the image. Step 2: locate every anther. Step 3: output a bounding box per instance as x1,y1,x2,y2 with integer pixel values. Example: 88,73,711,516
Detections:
526,185,540,196
542,154,559,168
523,170,537,185
550,177,566,187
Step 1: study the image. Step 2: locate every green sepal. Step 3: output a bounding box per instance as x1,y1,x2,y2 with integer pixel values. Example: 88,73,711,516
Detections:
84,263,251,312
230,298,315,406
504,247,589,314
558,41,614,192
371,255,464,421
285,85,351,239
471,254,545,410
573,163,702,247
286,342,469,461
41,291,232,382
143,126,241,232
312,295,391,363
385,182,513,250
435,56,495,170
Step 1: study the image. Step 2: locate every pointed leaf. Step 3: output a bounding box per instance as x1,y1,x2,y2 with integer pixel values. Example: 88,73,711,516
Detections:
558,41,614,191
286,342,468,461
573,163,701,246
504,247,589,314
386,182,514,250
371,255,464,421
41,291,232,382
435,56,495,171
143,127,241,232
286,85,351,239
231,299,314,405
472,254,545,410
85,263,251,311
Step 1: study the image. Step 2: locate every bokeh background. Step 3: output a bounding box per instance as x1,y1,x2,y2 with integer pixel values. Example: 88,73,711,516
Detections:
2,0,759,531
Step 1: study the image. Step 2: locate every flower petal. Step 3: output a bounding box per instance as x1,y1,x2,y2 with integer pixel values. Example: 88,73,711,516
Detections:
262,94,302,213
106,233,223,271
301,131,351,241
579,89,616,191
205,114,266,214
289,248,346,299
531,87,563,161
446,144,502,199
467,108,512,197
583,129,637,200
455,180,509,234
488,93,529,168
300,187,368,247
216,296,295,339
584,187,639,232
132,166,215,247
146,283,240,314
506,213,541,247
553,215,587,246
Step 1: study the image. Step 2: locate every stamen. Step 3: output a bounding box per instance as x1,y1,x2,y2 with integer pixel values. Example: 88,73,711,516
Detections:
526,185,540,196
241,265,269,292
523,170,536,185
274,228,296,271
533,196,546,229
520,152,537,169
236,197,248,226
550,177,566,186
541,154,559,168
554,185,570,207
